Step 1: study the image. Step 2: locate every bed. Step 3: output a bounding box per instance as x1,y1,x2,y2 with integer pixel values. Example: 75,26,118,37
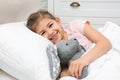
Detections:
1,21,120,80
1,0,120,80
60,22,120,80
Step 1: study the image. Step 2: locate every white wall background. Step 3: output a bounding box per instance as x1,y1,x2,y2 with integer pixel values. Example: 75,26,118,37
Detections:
0,0,48,24
40,0,48,10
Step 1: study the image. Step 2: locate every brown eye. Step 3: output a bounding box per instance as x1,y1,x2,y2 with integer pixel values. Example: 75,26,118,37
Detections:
66,43,68,46
40,31,46,35
49,23,53,28
74,38,77,40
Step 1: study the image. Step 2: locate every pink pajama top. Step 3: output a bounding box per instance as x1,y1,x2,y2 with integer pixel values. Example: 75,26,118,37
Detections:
64,20,93,50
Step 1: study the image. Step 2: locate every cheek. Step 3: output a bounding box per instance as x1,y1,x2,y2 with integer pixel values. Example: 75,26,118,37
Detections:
54,23,61,28
55,26,63,32
40,34,48,39
43,35,48,39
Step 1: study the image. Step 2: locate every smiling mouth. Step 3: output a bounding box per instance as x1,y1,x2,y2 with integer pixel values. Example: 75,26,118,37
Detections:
49,31,58,41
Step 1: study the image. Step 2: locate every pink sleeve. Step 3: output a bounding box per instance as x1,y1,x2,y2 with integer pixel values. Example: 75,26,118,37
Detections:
65,19,90,34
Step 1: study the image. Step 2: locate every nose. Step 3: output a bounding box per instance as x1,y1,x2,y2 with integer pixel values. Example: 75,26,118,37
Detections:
47,29,53,36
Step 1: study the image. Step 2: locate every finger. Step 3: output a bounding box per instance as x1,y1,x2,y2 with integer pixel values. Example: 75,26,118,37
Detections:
74,65,79,78
68,64,75,77
78,66,83,77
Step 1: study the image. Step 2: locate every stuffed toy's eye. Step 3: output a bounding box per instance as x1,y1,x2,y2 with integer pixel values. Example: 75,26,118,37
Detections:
74,38,77,40
66,43,68,46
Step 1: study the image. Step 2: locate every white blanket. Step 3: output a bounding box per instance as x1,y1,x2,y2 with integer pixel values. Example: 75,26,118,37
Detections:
60,22,120,80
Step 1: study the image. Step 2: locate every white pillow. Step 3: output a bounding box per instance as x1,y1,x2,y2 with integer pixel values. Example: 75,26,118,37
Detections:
0,22,56,80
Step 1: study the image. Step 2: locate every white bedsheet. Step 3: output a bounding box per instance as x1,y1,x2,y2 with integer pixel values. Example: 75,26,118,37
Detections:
60,22,120,80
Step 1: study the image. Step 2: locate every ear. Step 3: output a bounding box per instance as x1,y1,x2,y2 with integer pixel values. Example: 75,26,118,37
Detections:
55,17,62,25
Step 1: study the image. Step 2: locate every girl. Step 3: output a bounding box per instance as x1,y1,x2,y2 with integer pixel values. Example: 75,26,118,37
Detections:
26,10,112,79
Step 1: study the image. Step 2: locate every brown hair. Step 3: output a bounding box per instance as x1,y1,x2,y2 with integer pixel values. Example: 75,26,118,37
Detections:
26,10,56,32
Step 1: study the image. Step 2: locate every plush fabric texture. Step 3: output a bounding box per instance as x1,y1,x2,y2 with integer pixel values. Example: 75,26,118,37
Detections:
56,38,88,79
0,22,55,80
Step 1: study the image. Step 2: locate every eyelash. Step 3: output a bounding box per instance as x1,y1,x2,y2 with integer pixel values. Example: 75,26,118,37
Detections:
40,31,46,35
40,23,53,35
49,23,53,28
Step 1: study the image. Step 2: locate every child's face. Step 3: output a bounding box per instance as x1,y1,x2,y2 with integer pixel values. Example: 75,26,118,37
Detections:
35,18,67,44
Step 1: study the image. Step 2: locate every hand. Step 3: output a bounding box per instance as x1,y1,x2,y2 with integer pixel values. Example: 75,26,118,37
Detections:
60,68,70,77
68,57,88,79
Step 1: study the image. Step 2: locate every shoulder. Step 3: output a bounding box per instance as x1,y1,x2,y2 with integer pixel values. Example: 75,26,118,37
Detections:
69,19,87,25
65,19,90,33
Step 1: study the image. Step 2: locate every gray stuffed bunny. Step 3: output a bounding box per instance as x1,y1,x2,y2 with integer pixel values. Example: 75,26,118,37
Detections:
56,38,88,79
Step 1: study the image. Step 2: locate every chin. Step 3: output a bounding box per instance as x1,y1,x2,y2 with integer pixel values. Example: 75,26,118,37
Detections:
52,37,62,44
53,40,59,44
51,40,56,44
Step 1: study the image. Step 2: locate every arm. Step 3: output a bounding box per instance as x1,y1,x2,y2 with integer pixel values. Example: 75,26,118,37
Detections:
83,23,112,64
68,23,112,78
